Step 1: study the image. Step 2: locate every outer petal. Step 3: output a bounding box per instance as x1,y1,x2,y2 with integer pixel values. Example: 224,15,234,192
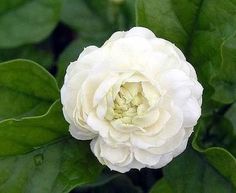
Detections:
182,97,201,127
61,71,89,123
125,27,156,39
157,105,183,139
81,73,107,115
91,137,133,173
147,129,186,155
151,153,173,169
69,123,96,140
87,112,110,138
104,31,125,46
79,45,98,59
134,148,161,166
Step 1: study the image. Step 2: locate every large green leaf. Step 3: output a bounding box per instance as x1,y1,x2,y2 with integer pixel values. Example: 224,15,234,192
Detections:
0,100,69,156
0,138,103,193
0,45,53,69
192,120,236,187
136,0,200,52
0,0,61,48
161,148,235,193
136,0,236,114
0,59,59,121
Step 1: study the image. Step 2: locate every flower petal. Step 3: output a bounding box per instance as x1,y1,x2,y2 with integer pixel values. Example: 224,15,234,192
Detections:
69,123,96,140
125,27,156,39
87,112,110,138
134,147,161,166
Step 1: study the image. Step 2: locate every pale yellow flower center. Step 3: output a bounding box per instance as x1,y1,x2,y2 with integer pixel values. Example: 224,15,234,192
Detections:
105,82,149,124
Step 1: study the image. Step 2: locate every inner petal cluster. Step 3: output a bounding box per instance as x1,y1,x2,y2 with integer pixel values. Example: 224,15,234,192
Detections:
105,82,149,124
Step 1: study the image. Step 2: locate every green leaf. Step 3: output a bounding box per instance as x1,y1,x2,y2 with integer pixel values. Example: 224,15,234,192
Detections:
149,178,173,193
0,0,61,48
136,0,200,52
192,121,236,187
0,138,103,193
195,110,235,153
210,34,236,103
136,0,236,114
226,103,236,134
0,45,53,69
163,147,235,193
0,59,59,121
87,0,136,30
61,0,111,39
0,100,69,156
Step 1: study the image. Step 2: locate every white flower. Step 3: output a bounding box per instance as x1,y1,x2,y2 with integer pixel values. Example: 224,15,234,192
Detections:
61,27,203,173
